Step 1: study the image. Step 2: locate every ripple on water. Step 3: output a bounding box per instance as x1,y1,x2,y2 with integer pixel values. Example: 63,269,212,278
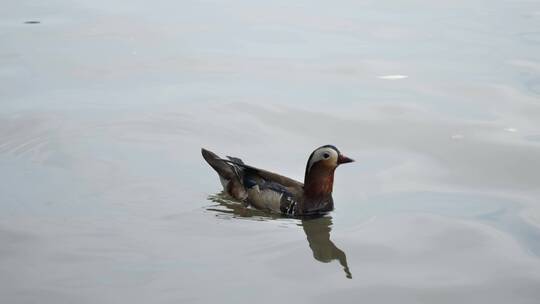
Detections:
524,77,540,95
206,192,302,225
377,75,408,80
0,114,62,161
517,31,540,45
525,134,540,142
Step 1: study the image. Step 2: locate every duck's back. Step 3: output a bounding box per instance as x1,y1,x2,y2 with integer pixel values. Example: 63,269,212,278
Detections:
201,148,304,214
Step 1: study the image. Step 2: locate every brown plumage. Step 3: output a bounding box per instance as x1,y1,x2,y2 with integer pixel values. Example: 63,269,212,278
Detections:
201,145,354,216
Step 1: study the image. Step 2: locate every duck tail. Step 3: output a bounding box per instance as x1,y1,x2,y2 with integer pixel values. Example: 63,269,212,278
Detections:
201,148,236,180
201,148,248,200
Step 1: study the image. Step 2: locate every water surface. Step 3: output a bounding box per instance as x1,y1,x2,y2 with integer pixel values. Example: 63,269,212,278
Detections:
1,0,540,303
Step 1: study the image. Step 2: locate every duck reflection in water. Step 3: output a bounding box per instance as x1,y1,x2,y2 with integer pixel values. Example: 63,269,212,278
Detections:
207,193,352,279
301,216,352,278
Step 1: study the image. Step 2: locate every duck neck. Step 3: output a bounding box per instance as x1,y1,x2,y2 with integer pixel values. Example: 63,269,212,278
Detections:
303,166,335,200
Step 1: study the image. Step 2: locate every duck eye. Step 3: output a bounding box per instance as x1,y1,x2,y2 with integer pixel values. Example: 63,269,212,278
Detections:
323,153,330,159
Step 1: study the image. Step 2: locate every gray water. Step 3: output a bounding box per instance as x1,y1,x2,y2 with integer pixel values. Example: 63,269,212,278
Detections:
2,0,540,303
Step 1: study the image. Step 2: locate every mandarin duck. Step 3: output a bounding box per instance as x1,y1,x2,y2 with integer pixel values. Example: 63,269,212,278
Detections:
201,145,354,216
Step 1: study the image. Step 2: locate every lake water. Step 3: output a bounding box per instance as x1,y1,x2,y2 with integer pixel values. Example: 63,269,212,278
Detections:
2,0,540,303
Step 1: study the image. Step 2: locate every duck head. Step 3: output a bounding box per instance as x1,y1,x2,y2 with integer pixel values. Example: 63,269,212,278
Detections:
303,145,354,198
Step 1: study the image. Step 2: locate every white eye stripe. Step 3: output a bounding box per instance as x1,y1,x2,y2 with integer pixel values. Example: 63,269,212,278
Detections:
307,147,338,173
